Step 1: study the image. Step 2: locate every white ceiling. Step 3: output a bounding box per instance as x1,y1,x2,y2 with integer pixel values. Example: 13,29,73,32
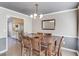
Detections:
0,2,78,15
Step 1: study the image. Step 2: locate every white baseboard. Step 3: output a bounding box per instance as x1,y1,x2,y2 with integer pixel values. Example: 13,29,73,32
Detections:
76,51,79,56
0,49,7,54
61,47,77,52
62,47,79,56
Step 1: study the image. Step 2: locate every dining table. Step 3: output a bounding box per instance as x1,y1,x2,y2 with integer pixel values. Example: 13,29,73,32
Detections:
19,33,60,56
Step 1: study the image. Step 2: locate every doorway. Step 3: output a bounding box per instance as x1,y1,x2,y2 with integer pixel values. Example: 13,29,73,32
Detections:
7,17,24,56
8,17,24,39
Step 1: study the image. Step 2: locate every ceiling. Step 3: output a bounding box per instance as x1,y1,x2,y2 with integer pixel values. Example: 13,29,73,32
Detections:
0,2,78,15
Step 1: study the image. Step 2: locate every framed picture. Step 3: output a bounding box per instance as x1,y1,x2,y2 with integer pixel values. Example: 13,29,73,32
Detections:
42,19,55,30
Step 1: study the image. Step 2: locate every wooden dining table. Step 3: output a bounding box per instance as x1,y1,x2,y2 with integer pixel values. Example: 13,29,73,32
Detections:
20,33,60,56
24,33,57,46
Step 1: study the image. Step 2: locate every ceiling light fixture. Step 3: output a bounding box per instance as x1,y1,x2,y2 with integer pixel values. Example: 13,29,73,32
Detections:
30,4,43,19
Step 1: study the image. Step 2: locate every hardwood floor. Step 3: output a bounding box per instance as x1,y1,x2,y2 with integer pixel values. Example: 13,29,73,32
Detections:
0,37,77,56
62,49,77,56
6,37,21,56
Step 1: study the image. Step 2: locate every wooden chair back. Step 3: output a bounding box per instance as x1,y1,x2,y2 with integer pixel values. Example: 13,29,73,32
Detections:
37,32,43,35
46,37,55,56
21,36,32,56
32,36,41,50
37,32,44,42
47,43,53,56
57,36,64,56
44,33,52,37
22,36,32,48
37,32,43,37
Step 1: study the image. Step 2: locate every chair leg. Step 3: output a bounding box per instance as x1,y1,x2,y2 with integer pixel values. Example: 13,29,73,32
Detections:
45,50,47,56
21,45,22,56
39,52,41,56
29,49,32,56
60,51,62,56
22,47,25,56
30,49,32,56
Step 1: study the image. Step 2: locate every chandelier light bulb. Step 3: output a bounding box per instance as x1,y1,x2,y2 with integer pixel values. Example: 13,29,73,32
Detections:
40,14,43,19
30,15,33,18
34,13,37,17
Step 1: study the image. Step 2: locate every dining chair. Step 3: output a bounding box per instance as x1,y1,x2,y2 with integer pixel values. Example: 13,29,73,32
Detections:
37,32,44,42
41,33,52,50
46,36,64,56
31,36,46,56
37,32,43,34
22,36,32,56
56,36,64,56
44,33,52,36
46,37,56,56
37,32,43,37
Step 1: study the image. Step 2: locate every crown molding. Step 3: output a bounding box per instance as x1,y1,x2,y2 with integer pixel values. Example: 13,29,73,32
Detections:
44,8,77,16
0,7,30,18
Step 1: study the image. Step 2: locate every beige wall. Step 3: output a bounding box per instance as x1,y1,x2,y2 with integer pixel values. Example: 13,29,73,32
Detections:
32,9,77,37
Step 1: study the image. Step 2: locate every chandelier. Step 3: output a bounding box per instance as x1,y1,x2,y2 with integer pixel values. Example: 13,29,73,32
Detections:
30,4,43,19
